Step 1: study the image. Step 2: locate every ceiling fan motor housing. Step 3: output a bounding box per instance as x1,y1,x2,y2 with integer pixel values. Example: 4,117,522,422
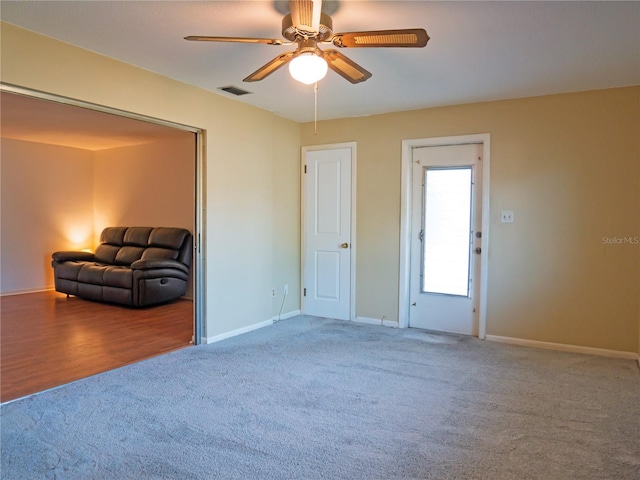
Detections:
282,13,333,41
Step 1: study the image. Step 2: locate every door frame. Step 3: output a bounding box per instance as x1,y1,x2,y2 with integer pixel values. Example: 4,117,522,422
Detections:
399,134,490,338
0,82,206,345
301,142,357,321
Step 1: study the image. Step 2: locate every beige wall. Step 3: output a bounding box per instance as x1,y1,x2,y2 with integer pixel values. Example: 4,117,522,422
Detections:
301,87,640,354
93,137,195,239
1,138,94,293
1,23,302,337
270,119,302,317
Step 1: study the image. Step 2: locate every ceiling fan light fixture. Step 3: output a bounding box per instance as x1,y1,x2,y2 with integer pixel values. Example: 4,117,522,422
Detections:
289,53,328,84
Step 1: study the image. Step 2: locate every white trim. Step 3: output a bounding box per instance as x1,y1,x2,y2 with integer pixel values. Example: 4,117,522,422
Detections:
202,311,302,344
273,309,302,322
1,287,55,296
354,316,400,328
399,134,491,339
301,142,357,321
485,335,640,361
202,319,273,344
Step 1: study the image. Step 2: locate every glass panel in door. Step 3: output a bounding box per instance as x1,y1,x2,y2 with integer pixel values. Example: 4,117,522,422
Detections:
421,167,473,296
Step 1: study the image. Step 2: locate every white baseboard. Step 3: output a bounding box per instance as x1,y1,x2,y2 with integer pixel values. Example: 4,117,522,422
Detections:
354,316,399,328
1,287,55,297
202,319,273,344
202,310,302,344
485,334,640,362
272,309,301,322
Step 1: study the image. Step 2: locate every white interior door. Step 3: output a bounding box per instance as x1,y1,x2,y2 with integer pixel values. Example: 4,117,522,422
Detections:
303,147,353,321
409,144,482,335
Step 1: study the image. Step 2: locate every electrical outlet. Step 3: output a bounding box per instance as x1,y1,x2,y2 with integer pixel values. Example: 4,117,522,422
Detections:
501,210,514,223
271,288,276,298
284,284,289,295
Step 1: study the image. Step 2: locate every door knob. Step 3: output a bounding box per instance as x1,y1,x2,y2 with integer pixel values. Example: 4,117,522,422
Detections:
474,247,481,254
341,243,349,249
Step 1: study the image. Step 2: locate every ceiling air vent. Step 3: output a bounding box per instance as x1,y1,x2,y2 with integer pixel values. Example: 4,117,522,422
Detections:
218,85,252,96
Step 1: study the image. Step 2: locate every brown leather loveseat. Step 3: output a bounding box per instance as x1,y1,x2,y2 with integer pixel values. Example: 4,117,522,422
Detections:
51,226,192,307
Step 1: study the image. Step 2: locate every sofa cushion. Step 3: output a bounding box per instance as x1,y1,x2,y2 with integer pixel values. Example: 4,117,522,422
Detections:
149,227,190,250
100,227,127,245
103,266,133,289
78,264,107,284
124,227,153,247
54,261,85,281
115,246,145,266
94,244,120,264
77,264,132,289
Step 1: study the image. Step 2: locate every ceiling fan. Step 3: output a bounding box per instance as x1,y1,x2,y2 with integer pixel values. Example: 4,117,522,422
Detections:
185,0,429,85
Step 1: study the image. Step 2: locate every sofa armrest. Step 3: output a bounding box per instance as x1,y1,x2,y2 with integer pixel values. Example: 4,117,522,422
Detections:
130,259,189,275
52,251,96,262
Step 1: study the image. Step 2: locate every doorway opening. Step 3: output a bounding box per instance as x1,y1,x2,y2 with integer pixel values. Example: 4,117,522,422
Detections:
399,134,490,338
0,83,205,402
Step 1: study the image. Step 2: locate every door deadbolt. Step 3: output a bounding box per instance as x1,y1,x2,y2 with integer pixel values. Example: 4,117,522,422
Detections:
474,247,481,254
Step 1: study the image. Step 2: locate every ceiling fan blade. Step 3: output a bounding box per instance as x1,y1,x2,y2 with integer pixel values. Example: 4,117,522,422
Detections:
329,29,429,48
184,36,289,46
321,50,372,84
289,0,322,36
243,51,297,82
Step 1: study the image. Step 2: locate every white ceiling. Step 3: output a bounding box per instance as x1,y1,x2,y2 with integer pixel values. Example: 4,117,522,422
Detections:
1,1,639,125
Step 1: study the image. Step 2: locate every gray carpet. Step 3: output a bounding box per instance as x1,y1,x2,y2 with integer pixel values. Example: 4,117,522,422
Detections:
2,316,639,479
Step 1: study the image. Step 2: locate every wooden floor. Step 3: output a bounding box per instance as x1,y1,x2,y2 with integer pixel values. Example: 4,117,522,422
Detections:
1,291,193,403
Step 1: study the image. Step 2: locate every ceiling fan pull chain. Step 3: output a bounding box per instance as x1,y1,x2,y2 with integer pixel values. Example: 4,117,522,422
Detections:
314,81,319,135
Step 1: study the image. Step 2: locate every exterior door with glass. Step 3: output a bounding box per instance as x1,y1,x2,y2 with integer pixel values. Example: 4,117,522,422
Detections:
409,144,482,335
